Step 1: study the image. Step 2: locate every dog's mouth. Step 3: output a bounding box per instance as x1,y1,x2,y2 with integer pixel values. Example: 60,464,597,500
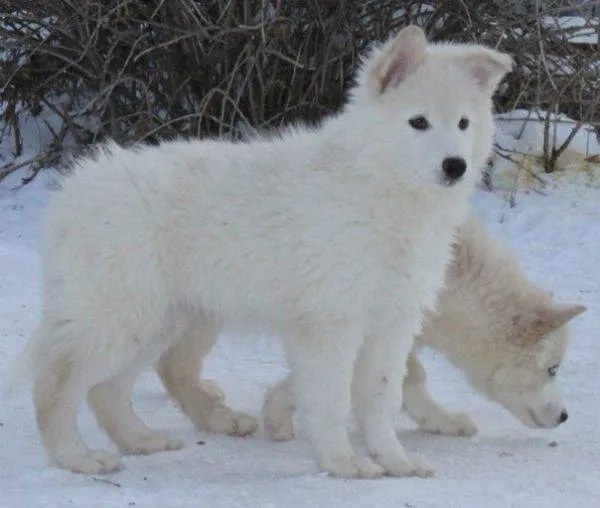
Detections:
525,408,557,429
526,408,545,428
441,175,463,187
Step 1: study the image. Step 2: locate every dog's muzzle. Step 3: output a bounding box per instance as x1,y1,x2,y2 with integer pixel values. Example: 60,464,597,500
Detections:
527,407,569,428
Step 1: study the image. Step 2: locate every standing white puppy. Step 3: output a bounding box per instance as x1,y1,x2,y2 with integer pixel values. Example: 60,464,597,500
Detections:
12,26,512,478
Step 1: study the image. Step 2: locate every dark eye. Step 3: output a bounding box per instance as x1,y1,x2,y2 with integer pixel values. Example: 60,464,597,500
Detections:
548,364,559,377
458,117,469,130
409,116,430,131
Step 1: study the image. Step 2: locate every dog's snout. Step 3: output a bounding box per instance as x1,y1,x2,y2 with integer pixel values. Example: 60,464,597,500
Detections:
442,157,467,183
558,410,569,424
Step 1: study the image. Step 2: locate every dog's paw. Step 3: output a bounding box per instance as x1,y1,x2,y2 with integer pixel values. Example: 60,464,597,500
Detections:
262,402,295,441
56,449,122,475
207,407,259,437
264,416,295,442
408,453,436,478
419,411,478,437
201,379,226,402
118,431,185,456
321,455,386,479
261,388,295,441
373,452,435,478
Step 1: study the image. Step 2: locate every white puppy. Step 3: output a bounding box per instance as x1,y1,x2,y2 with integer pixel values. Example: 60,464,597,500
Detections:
10,26,512,478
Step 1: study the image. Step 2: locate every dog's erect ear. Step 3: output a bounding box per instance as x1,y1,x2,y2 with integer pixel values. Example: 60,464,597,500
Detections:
368,25,427,95
543,303,587,330
512,303,586,344
459,48,513,94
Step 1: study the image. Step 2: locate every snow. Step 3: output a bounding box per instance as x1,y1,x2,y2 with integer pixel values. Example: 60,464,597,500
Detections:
541,15,599,45
1,116,599,507
490,109,599,195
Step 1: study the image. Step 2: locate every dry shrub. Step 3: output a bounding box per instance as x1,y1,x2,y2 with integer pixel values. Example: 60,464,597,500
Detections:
1,0,599,181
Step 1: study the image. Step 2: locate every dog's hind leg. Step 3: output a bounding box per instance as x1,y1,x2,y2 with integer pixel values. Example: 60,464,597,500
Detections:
88,368,184,456
402,350,478,436
156,315,258,437
33,323,125,474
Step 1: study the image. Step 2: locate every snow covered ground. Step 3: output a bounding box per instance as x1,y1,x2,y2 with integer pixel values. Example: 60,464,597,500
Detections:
0,118,598,507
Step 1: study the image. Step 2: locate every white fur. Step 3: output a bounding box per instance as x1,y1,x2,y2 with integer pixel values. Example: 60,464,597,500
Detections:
9,26,511,477
263,216,586,441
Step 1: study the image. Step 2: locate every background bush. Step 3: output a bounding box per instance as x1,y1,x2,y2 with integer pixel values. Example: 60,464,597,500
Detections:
1,0,599,179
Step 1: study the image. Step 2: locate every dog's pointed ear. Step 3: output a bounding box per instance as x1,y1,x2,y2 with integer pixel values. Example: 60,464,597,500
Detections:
512,303,586,344
459,48,513,94
367,25,427,96
543,303,587,330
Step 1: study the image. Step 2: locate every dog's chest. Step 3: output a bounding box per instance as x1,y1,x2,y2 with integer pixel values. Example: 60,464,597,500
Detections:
372,223,457,313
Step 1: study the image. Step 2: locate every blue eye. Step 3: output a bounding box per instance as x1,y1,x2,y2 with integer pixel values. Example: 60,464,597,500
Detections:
548,364,559,377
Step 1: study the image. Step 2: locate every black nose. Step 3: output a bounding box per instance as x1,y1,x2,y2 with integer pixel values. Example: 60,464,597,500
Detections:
442,157,467,183
558,410,568,424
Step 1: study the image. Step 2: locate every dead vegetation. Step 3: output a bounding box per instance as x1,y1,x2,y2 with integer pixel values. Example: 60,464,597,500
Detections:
1,0,599,182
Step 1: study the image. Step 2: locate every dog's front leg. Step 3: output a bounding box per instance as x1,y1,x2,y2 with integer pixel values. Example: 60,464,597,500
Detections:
354,319,435,478
402,351,478,436
287,323,385,479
